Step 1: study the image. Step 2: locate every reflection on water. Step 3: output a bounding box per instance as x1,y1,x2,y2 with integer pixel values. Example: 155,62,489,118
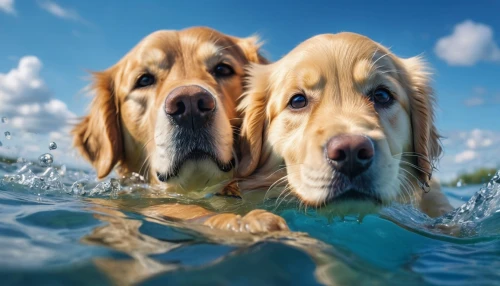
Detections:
1,159,500,285
83,203,416,285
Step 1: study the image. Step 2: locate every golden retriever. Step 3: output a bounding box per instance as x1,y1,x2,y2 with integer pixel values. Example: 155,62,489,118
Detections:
236,32,453,218
72,27,288,233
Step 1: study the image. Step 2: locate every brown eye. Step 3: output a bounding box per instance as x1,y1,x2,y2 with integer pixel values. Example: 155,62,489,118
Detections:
212,63,235,78
289,94,308,109
135,73,155,88
369,87,394,106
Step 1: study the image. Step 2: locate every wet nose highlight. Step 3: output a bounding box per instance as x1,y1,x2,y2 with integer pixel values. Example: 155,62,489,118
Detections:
164,85,216,129
326,134,374,178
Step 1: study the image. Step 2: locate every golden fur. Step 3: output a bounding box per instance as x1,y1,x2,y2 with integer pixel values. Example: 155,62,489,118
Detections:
72,26,266,187
72,27,288,233
236,32,453,217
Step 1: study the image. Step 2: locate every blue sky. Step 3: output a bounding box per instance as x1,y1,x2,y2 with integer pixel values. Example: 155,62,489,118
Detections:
0,0,499,181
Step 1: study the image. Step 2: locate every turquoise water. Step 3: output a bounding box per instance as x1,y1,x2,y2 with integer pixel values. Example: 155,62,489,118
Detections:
1,159,500,286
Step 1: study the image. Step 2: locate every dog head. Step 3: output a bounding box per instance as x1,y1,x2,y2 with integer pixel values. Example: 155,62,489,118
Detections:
73,27,267,191
239,33,441,213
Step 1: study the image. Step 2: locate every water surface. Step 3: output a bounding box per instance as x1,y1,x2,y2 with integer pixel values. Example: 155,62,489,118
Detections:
1,159,499,286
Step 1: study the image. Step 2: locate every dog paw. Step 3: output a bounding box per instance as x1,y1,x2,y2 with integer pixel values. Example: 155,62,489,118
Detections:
203,209,289,233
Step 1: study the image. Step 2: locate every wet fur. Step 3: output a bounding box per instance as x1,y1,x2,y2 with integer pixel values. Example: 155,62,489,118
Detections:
72,26,267,189
236,32,453,218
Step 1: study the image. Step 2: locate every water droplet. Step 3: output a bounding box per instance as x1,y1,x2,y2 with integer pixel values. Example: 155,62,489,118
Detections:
3,174,20,183
456,179,463,188
110,178,120,190
110,178,121,199
30,177,46,189
48,142,57,150
38,153,53,167
4,131,11,140
494,176,500,184
71,179,88,195
1,117,8,123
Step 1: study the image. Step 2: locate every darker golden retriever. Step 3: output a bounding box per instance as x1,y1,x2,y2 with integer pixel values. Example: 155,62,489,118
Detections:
72,27,288,233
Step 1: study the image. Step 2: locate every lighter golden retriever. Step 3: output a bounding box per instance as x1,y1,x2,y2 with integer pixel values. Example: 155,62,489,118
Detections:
236,32,453,218
72,27,288,233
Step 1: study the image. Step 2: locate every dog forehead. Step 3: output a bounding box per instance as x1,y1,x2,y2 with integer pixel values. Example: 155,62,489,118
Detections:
136,30,179,52
285,33,387,69
179,28,235,51
118,31,179,68
276,34,399,90
132,29,229,57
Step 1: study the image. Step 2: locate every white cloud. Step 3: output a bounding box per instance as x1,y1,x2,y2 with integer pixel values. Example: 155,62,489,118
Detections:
464,97,485,107
37,0,87,23
438,129,500,182
463,87,500,107
454,150,477,163
0,56,76,133
0,0,15,15
435,20,500,66
465,129,494,149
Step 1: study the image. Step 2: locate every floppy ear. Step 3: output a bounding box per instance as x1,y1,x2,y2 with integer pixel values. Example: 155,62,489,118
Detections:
236,35,269,64
237,63,271,177
72,71,123,179
403,57,442,185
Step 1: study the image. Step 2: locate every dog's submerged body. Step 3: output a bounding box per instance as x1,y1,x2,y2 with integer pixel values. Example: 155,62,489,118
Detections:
237,32,453,217
73,27,288,233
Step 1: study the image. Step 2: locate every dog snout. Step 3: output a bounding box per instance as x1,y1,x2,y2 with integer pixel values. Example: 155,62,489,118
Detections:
326,134,374,178
164,85,216,129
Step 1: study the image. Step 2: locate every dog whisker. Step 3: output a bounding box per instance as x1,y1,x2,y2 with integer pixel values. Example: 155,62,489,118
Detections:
392,152,433,163
398,161,432,177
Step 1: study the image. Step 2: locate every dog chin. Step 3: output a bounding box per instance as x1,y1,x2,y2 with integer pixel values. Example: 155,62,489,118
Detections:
157,159,233,192
296,185,385,217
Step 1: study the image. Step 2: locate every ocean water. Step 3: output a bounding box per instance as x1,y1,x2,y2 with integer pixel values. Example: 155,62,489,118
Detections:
1,158,500,286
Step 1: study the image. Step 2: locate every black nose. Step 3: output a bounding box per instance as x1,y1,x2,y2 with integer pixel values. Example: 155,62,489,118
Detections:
164,85,216,129
326,134,374,178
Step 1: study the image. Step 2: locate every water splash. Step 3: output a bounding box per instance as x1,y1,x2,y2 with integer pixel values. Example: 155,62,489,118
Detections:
38,153,53,167
376,171,500,239
1,154,141,199
88,178,121,198
4,131,11,140
71,179,88,195
48,142,57,150
59,164,66,176
1,117,8,123
3,163,67,192
432,171,500,236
